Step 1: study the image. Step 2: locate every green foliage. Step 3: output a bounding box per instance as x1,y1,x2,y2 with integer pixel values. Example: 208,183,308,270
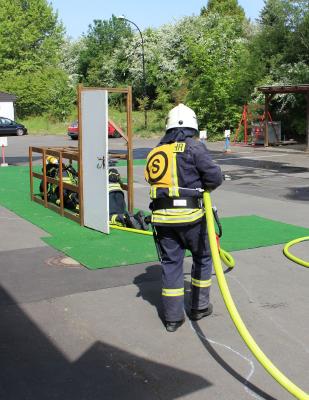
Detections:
0,0,74,120
0,0,64,73
0,0,308,139
201,0,246,21
249,0,309,137
78,15,133,86
1,67,74,119
179,13,251,135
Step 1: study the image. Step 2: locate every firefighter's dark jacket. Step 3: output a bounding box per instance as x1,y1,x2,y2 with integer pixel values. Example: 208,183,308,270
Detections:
145,128,222,226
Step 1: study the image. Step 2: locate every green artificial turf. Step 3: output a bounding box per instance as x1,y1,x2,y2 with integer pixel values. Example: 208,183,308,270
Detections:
116,159,147,167
1,166,308,269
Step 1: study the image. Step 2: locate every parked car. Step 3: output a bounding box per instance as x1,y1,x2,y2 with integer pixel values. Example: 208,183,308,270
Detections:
0,117,27,136
67,120,121,140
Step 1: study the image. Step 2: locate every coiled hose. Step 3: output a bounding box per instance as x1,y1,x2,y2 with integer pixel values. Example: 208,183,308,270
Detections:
203,191,309,400
283,237,309,268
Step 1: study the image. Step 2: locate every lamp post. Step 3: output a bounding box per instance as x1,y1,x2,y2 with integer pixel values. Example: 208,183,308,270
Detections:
117,16,147,129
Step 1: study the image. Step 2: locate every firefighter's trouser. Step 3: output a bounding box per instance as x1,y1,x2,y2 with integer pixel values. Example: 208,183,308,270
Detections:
155,219,212,322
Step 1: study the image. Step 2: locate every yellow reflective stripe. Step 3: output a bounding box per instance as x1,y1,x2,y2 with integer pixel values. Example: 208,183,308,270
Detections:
154,208,202,216
191,278,212,288
109,183,122,192
62,177,72,183
152,209,204,224
162,288,184,297
150,186,157,198
110,214,118,224
172,153,179,197
110,214,124,227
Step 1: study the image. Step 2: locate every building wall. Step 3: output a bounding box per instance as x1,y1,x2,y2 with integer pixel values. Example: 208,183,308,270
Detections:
0,102,15,120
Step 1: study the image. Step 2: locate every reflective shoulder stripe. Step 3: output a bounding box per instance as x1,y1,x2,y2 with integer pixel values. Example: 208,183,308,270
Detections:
171,153,179,197
150,186,157,198
162,288,184,297
191,278,212,288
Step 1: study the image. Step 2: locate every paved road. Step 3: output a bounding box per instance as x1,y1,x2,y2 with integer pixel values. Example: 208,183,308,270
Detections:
0,135,308,399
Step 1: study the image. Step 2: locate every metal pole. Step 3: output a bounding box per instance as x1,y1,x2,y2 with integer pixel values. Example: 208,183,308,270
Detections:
264,94,269,147
305,92,309,153
118,17,147,129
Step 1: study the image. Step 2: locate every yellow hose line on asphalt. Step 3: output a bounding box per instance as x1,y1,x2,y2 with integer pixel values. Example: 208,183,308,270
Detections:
203,192,309,400
110,223,235,268
283,237,309,268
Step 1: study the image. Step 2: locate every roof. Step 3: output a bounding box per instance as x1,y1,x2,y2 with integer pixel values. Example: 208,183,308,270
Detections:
258,84,309,94
0,91,17,102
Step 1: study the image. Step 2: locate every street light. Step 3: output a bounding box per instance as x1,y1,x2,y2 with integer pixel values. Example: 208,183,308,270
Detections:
117,15,147,129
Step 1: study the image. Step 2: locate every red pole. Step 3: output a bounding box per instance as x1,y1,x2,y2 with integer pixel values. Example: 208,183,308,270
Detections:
244,104,248,144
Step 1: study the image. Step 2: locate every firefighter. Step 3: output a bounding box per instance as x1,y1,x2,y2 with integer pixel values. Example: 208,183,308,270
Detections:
109,168,148,230
40,156,79,212
144,104,223,332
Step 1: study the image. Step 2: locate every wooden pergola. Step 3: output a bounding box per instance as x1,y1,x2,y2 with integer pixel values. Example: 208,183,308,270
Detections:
258,84,309,151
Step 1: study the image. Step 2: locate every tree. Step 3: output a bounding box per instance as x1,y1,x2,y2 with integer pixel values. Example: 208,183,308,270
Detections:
0,0,64,73
178,12,253,135
0,0,74,119
249,0,309,138
78,15,133,86
201,0,246,21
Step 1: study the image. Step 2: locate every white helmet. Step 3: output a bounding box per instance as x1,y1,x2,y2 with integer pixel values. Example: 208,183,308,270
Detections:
165,103,198,132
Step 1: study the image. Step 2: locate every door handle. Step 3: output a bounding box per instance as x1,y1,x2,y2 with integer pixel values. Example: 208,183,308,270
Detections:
97,156,105,169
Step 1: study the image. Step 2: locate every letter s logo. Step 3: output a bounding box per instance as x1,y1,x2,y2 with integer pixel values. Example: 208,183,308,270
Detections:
146,151,168,183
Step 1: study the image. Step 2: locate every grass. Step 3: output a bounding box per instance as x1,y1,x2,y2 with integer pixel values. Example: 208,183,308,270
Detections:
20,108,165,138
19,115,72,136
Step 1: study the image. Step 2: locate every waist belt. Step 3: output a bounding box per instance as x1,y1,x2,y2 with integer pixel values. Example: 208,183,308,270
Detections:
152,197,202,210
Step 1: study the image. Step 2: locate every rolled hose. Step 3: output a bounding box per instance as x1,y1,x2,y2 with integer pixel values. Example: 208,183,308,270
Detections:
203,191,309,400
283,237,309,268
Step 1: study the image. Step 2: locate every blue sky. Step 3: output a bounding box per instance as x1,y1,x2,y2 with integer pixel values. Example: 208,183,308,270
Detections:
50,0,265,39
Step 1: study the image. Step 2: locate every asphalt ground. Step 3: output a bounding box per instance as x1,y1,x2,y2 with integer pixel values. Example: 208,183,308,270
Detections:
0,134,308,400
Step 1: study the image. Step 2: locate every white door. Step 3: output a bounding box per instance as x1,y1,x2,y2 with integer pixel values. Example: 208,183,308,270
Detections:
80,89,109,233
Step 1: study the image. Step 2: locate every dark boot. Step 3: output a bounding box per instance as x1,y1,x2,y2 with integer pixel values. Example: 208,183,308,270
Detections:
124,212,141,230
190,303,213,321
165,319,185,333
134,211,149,231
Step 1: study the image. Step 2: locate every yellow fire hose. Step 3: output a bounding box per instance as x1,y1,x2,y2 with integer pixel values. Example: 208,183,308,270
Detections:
110,223,235,268
203,191,309,400
110,224,153,236
283,237,309,268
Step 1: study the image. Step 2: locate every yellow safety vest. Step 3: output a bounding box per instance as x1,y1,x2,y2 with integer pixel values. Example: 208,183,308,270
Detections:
145,142,204,225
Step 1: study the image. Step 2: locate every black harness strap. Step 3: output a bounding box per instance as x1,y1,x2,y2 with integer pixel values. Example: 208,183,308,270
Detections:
152,197,201,210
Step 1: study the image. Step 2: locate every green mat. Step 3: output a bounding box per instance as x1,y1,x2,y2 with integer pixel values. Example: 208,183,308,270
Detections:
116,159,146,167
1,166,308,270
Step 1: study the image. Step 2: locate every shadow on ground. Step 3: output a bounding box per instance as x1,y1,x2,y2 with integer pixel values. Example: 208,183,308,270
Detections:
133,266,276,400
285,186,309,201
0,284,211,400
